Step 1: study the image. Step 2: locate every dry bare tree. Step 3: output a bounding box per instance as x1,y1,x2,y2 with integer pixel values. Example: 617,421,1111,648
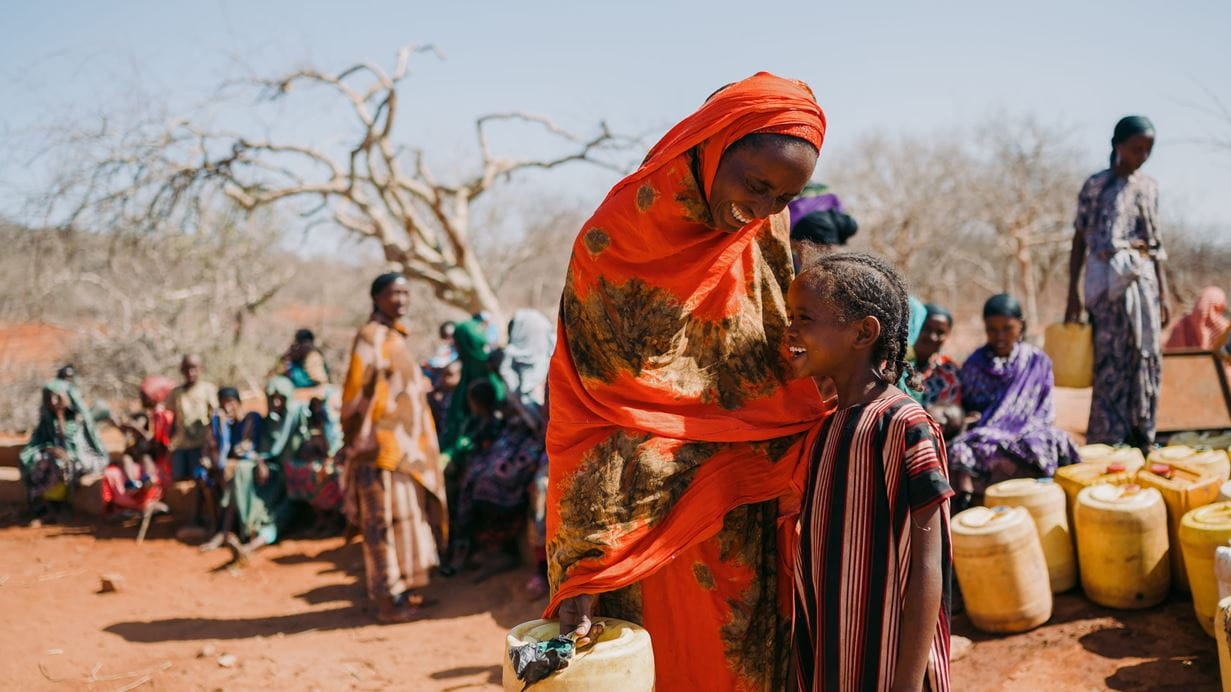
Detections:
827,132,1002,311
969,119,1085,328
829,117,1084,329
37,46,629,322
0,211,294,400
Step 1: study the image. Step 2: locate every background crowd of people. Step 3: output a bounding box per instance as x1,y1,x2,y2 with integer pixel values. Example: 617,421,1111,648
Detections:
16,280,557,622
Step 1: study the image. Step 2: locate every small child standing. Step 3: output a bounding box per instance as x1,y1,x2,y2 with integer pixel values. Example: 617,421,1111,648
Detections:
787,252,953,692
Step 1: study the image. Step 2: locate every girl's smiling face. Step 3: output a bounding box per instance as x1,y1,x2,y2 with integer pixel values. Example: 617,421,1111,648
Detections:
785,280,858,380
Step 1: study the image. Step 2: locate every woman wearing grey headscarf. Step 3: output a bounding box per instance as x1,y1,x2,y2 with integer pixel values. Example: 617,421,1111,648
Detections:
499,308,555,408
1065,115,1169,449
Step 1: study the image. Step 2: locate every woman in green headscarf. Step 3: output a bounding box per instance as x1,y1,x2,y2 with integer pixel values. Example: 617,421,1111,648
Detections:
204,376,305,560
20,378,108,523
441,314,505,451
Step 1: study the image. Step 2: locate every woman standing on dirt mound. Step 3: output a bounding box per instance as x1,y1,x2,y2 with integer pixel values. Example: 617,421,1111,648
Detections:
339,273,447,624
545,73,830,690
1066,115,1169,449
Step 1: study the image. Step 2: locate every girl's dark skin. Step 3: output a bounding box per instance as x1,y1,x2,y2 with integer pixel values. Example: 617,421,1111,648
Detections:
1066,132,1170,327
557,137,819,648
785,280,943,692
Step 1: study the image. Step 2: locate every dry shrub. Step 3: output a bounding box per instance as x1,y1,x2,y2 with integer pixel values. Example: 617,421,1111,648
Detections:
822,116,1231,356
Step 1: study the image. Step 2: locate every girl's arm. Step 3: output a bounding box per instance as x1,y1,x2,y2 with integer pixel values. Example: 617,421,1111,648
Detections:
893,502,944,692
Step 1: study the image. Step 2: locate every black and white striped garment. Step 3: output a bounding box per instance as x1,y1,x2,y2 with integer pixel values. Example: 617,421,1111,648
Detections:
793,391,954,691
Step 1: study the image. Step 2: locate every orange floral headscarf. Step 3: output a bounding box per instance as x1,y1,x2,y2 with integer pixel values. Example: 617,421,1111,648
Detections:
544,72,829,688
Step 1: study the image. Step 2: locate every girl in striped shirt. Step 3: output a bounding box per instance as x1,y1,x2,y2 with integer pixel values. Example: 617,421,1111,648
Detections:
785,252,954,691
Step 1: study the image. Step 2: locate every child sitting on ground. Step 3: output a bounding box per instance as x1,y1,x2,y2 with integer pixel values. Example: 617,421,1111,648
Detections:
285,396,344,536
786,251,953,691
102,375,175,516
118,412,158,489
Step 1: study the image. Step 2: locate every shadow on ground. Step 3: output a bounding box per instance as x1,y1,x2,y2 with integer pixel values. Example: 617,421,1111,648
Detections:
104,539,541,643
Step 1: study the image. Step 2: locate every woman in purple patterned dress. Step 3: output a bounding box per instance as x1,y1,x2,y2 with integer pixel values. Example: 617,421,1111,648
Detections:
1065,115,1169,449
948,294,1079,509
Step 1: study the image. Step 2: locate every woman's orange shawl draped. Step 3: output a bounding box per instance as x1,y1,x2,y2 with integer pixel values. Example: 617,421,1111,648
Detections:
545,73,830,690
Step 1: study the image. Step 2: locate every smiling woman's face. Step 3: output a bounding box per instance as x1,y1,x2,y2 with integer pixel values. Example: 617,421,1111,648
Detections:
708,135,816,233
984,315,1024,358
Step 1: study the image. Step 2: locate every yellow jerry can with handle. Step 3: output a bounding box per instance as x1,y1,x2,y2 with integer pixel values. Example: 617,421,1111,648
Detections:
1077,444,1145,473
503,618,654,691
952,506,1053,633
985,478,1076,593
1151,445,1231,481
1180,503,1231,637
1136,462,1223,591
1043,322,1093,389
1055,461,1138,537
1075,484,1170,609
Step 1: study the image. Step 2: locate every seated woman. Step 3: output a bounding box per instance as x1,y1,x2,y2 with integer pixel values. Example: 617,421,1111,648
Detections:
452,392,546,581
499,309,554,409
913,303,964,438
102,375,176,516
523,385,552,601
205,378,305,560
441,379,505,573
200,388,260,549
285,396,344,535
206,387,263,465
21,378,109,524
272,328,330,389
948,294,1079,510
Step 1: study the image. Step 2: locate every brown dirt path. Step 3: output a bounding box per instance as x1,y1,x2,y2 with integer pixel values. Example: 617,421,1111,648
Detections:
0,386,1221,690
0,511,1222,691
0,514,540,691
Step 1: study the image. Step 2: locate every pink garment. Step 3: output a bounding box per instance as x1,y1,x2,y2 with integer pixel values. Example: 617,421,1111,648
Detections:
1167,287,1230,350
101,465,164,511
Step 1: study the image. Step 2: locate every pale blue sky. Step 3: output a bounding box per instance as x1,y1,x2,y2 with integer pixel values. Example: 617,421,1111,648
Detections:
2,0,1229,242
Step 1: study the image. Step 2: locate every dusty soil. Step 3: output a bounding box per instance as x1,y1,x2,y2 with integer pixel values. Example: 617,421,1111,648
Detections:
951,594,1219,690
0,514,540,691
0,510,1220,691
0,385,1221,691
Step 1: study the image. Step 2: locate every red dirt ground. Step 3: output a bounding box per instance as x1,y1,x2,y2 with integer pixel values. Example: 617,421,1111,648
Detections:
0,386,1222,691
0,512,1221,690
0,516,539,691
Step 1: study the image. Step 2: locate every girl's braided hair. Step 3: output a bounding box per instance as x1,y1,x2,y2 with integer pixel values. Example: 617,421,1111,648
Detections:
795,251,920,389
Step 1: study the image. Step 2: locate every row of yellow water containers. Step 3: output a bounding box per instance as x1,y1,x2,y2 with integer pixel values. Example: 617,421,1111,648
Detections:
954,443,1231,639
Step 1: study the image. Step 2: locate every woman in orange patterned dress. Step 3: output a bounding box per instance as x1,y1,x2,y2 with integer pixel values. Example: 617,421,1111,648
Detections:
546,73,830,690
340,272,447,624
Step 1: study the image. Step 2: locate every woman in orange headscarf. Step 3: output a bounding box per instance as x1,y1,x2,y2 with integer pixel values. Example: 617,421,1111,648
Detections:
1166,287,1230,350
546,73,829,690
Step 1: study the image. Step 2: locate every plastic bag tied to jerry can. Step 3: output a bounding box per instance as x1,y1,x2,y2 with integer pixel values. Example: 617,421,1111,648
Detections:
1044,323,1094,389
